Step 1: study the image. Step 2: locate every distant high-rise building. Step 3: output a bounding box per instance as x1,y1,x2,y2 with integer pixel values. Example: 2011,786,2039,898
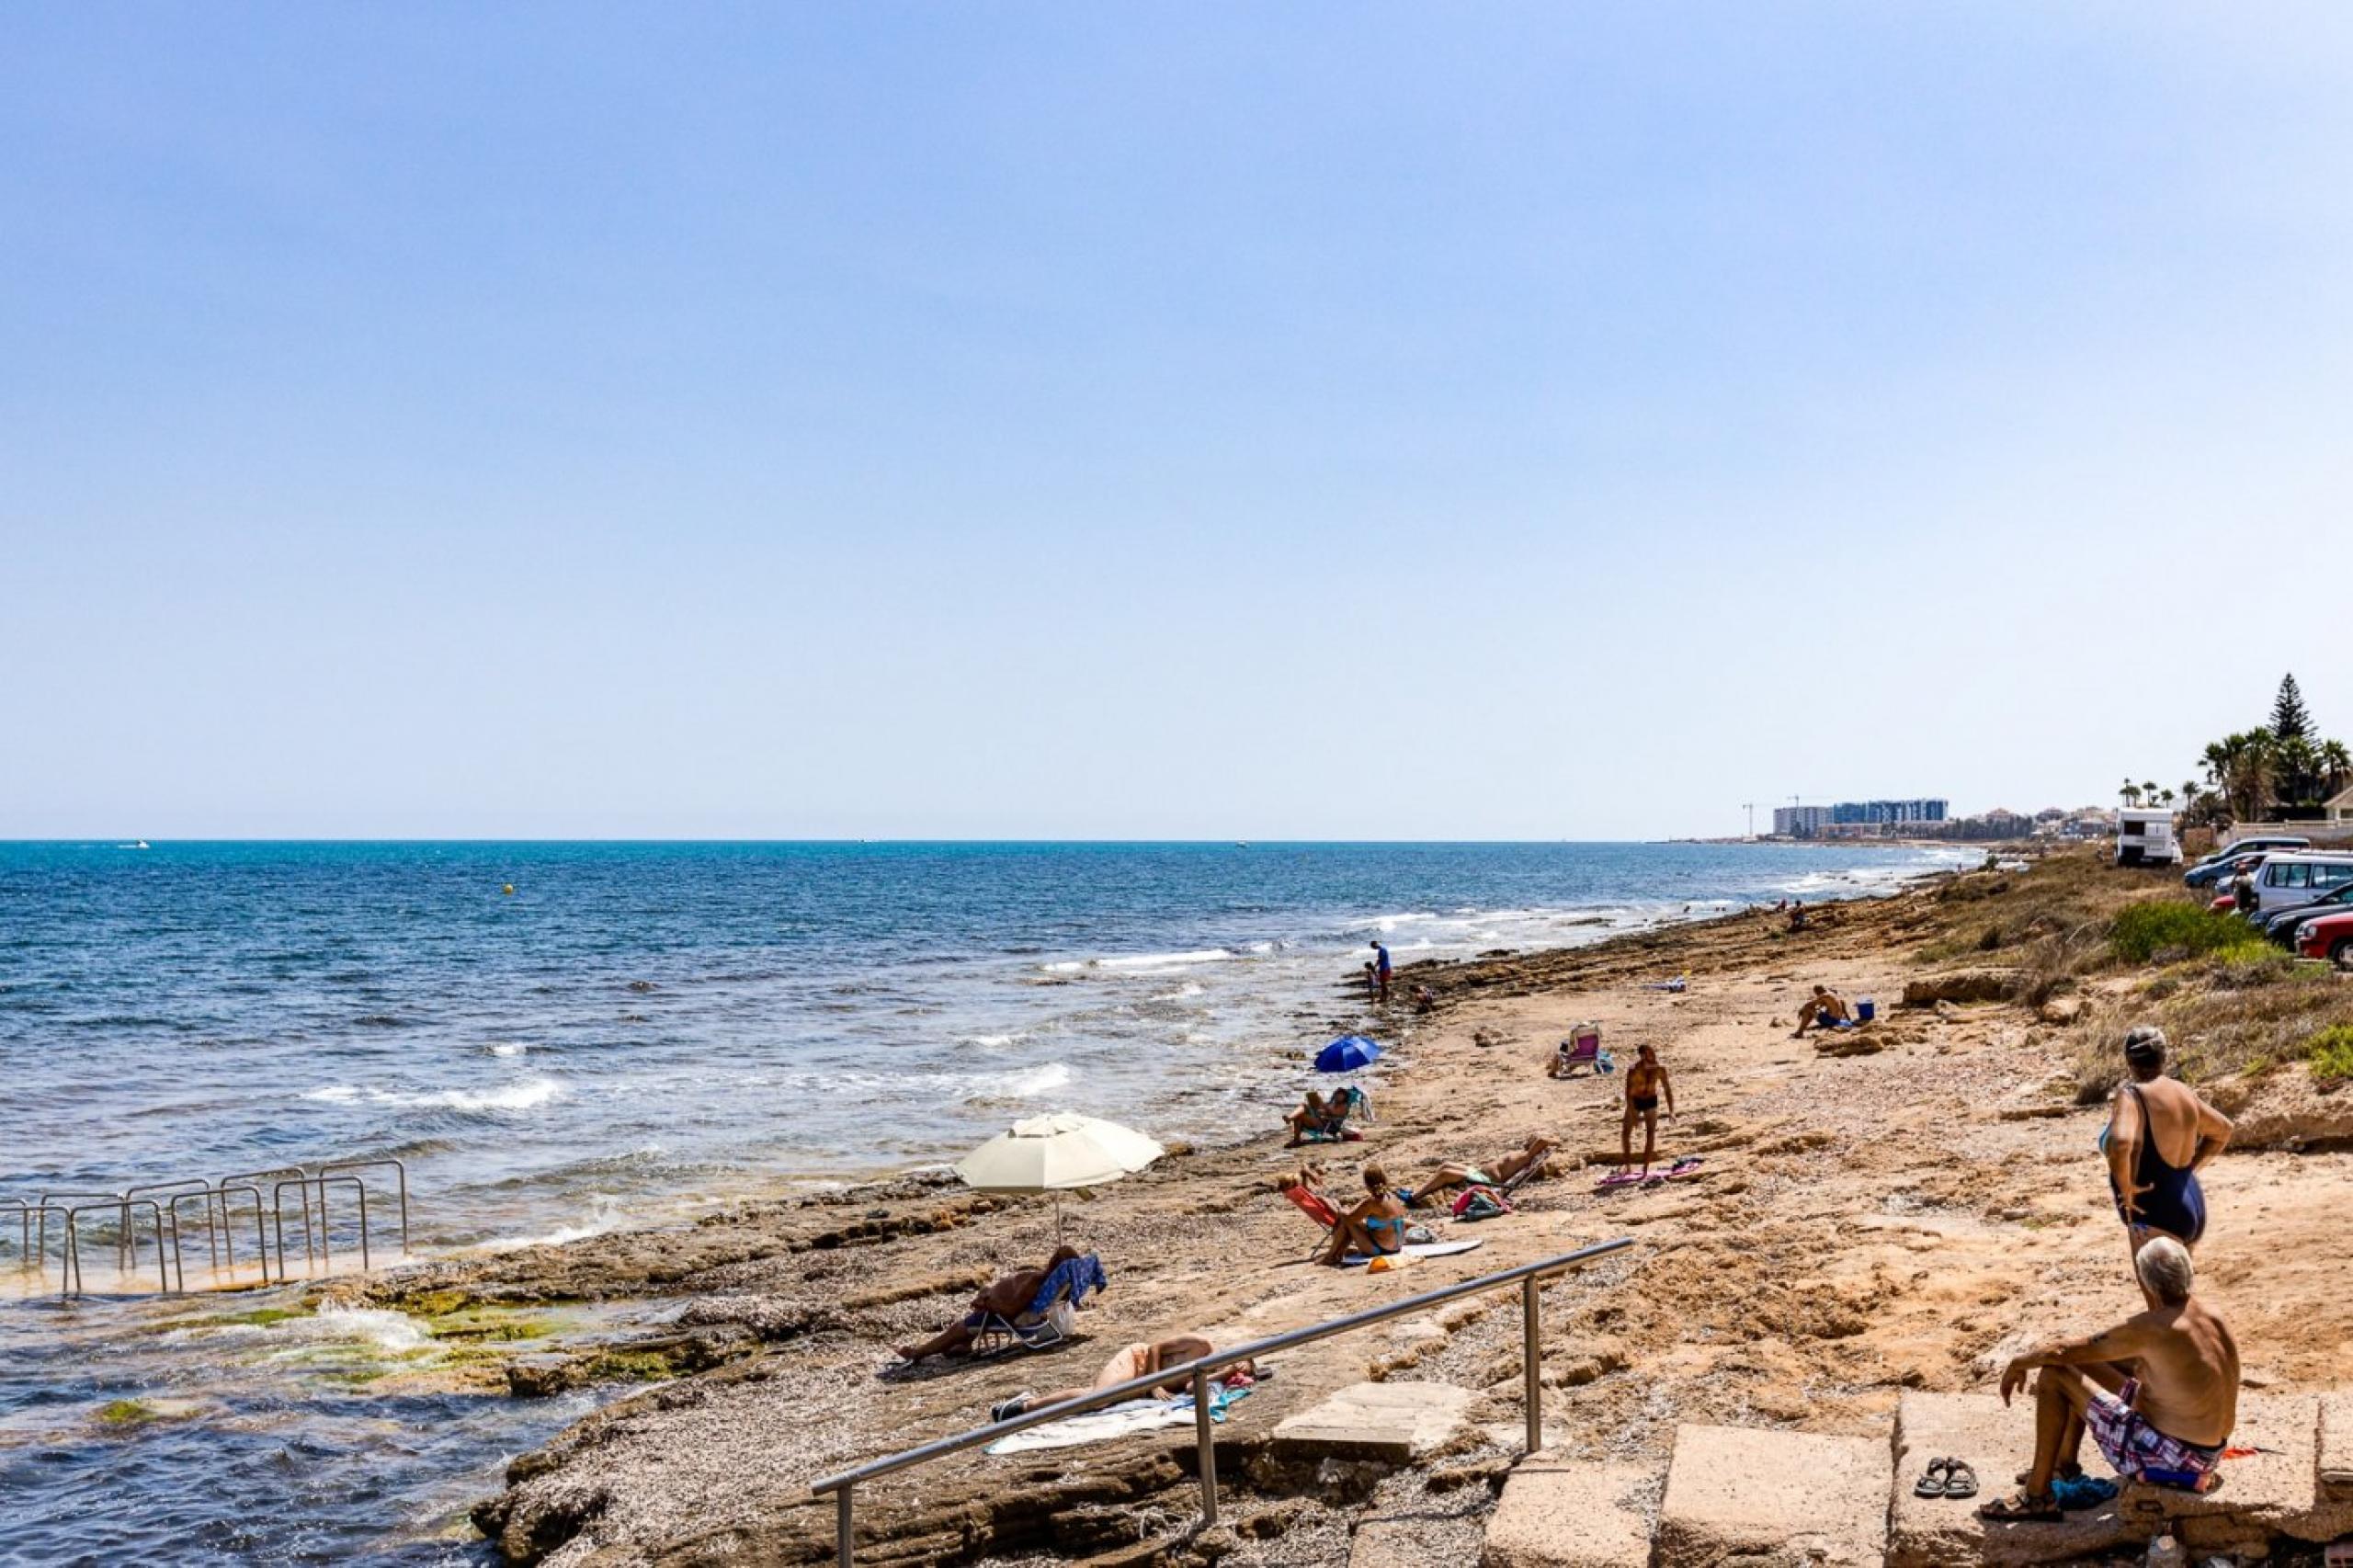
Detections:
1775,799,1947,836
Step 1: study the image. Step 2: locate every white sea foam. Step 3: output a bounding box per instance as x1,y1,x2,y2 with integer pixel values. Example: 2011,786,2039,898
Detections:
487,1041,528,1057
1368,913,1438,933
298,1078,563,1113
958,1032,1027,1048
1096,949,1234,971
1003,1062,1072,1096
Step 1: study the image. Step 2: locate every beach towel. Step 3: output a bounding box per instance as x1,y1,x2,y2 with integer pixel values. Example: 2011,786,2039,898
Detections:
1451,1186,1511,1221
1340,1238,1483,1267
984,1382,1252,1456
1029,1253,1108,1313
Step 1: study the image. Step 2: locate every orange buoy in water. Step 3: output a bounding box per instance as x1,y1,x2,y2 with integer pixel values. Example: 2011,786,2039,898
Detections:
502,883,516,895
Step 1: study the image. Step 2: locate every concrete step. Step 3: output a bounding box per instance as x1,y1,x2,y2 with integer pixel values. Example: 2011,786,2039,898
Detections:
1272,1381,1479,1465
1890,1388,2346,1562
1888,1391,2130,1567
1479,1451,1661,1568
1654,1423,1892,1568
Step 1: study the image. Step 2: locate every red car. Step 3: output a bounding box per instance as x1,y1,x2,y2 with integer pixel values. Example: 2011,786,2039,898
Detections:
2294,909,2353,967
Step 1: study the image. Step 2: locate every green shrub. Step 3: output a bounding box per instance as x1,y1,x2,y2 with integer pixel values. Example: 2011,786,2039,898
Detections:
2308,1024,2353,1085
2109,903,2269,964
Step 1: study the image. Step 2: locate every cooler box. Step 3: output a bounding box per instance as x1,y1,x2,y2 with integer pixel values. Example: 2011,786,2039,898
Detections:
1856,998,1876,1023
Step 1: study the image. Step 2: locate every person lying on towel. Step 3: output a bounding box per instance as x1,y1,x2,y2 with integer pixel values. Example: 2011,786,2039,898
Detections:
1977,1236,2238,1523
896,1244,1099,1362
1316,1164,1413,1267
1402,1135,1555,1209
1791,984,1851,1038
991,1335,1265,1422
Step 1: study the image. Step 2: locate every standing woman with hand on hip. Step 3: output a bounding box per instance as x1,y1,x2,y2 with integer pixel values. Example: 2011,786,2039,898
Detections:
2104,1026,2232,1302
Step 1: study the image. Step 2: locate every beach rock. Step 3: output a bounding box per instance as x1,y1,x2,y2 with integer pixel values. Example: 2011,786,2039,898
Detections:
1481,1453,1658,1568
1902,971,2016,1006
1655,1423,1890,1567
1814,1033,1888,1058
1272,1381,1478,1464
1887,1391,2130,1565
2038,995,2086,1025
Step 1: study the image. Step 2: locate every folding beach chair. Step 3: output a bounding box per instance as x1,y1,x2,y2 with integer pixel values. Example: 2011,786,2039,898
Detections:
1553,1025,1603,1076
969,1253,1108,1357
1298,1085,1372,1142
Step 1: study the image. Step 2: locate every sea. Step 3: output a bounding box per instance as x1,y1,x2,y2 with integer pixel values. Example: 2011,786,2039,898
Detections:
0,839,1968,1563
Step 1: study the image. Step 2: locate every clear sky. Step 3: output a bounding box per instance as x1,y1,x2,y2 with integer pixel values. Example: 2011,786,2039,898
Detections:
5,6,2349,839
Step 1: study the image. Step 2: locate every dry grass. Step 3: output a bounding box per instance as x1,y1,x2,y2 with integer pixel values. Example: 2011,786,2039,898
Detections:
2066,963,2353,1102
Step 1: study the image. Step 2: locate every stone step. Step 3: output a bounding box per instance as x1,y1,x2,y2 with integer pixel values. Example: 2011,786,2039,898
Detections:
1654,1423,1892,1568
1271,1381,1479,1465
1479,1451,1661,1568
1890,1388,2345,1563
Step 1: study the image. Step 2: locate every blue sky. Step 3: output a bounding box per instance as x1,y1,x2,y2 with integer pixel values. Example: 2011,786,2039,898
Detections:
5,6,2349,838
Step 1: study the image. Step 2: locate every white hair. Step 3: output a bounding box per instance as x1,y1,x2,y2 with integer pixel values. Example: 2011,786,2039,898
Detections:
2136,1235,2194,1306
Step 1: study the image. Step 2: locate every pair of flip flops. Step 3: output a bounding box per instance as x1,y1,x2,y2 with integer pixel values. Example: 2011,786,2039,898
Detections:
1914,1458,1980,1499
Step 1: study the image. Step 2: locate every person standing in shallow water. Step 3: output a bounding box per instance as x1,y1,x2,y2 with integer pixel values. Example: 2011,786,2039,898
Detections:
2103,1025,2232,1301
1369,939,1392,1004
1620,1043,1675,1176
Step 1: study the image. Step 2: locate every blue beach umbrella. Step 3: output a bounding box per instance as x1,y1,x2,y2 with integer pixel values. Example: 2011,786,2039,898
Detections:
1315,1035,1382,1074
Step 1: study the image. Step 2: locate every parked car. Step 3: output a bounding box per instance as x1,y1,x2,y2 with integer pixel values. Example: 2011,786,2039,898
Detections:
2259,880,2353,944
2293,908,2353,968
2185,835,2310,887
2234,852,2353,916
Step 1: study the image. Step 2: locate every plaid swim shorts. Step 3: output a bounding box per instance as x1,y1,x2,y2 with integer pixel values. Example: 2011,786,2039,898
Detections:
2085,1379,2223,1486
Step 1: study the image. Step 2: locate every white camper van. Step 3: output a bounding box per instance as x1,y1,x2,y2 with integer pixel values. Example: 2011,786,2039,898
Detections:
2116,810,2182,868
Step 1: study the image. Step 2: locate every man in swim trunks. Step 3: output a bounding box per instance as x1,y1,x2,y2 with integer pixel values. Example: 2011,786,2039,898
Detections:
1979,1236,2237,1522
1370,940,1392,1003
2103,1025,2232,1298
896,1244,1090,1361
992,1335,1263,1421
1620,1044,1674,1176
1791,984,1851,1038
1403,1134,1555,1208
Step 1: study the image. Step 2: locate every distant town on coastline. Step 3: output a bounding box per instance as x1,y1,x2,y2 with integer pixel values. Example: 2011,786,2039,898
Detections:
1766,799,2112,843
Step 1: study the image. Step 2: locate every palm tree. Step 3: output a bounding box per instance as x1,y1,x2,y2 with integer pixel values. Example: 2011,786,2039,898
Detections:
2157,787,2176,809
2320,740,2352,800
2120,778,2143,807
2277,735,2320,807
2143,781,2162,809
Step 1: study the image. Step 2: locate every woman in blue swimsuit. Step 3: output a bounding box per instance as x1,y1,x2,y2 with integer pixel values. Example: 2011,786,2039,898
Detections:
2102,1027,2233,1301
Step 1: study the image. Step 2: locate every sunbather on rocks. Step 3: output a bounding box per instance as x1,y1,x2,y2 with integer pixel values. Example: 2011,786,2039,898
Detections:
990,1335,1263,1422
1316,1164,1411,1266
1284,1089,1354,1146
1791,985,1851,1038
1403,1135,1555,1209
1977,1236,2238,1523
895,1244,1090,1362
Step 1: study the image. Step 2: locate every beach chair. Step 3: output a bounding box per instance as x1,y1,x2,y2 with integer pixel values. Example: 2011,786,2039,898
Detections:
969,1253,1108,1357
1553,1025,1603,1076
1297,1085,1370,1142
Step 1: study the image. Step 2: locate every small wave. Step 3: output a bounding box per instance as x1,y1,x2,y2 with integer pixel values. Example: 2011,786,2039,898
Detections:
1367,913,1438,933
1001,1062,1072,1097
957,1032,1027,1048
487,1042,528,1057
1096,949,1233,971
295,1078,563,1113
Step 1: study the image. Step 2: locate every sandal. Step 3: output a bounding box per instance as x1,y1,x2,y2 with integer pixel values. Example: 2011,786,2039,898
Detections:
1913,1458,1954,1498
2014,1463,2083,1487
1977,1490,2063,1523
1941,1460,1978,1500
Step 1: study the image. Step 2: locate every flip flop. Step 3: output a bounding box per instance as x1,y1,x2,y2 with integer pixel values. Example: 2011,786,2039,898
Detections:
1942,1460,1979,1500
1977,1491,2063,1523
1913,1458,1954,1498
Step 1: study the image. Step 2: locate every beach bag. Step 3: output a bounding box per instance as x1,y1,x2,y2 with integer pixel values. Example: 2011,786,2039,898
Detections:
1041,1299,1078,1338
1452,1186,1511,1221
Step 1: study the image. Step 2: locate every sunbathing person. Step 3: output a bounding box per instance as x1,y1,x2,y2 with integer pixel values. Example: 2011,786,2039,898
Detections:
990,1335,1262,1422
1316,1164,1411,1266
1284,1088,1357,1147
2103,1025,2232,1296
1620,1044,1675,1175
1978,1236,2238,1523
1404,1135,1555,1208
895,1244,1091,1362
1791,985,1851,1038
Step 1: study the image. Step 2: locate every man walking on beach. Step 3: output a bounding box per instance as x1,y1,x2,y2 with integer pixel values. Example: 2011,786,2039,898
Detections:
1978,1236,2237,1523
1369,940,1392,1004
1620,1044,1674,1176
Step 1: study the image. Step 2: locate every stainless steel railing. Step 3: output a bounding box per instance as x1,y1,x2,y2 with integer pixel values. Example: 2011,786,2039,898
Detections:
810,1236,1633,1567
1,1159,410,1297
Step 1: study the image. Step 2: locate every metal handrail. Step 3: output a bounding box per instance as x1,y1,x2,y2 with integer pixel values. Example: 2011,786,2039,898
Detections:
319,1159,408,1258
810,1236,1633,1566
273,1176,370,1277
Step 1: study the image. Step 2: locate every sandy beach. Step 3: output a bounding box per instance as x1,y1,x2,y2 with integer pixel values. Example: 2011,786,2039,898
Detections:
303,850,2353,1565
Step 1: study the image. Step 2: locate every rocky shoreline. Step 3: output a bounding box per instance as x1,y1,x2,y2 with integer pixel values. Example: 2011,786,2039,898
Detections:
323,851,2352,1565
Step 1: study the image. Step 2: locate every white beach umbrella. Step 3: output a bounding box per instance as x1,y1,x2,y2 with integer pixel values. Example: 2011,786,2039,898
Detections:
953,1112,1165,1240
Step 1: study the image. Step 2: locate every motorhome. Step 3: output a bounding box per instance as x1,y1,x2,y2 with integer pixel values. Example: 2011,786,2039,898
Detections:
2115,810,2182,868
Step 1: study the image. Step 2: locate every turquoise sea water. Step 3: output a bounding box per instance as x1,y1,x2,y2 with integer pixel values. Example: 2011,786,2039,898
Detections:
0,839,1963,1562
